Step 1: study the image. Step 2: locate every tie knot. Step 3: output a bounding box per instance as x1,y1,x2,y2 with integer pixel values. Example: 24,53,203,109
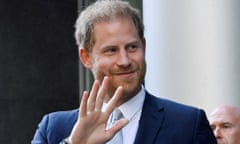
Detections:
112,108,124,122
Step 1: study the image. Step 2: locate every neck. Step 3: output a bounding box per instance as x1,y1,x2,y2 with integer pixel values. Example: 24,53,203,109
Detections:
105,86,142,107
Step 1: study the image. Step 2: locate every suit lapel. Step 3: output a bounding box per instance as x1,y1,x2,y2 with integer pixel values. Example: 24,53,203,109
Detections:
134,92,164,144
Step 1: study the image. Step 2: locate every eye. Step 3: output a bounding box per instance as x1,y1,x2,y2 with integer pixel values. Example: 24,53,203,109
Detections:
104,47,117,55
210,125,216,130
222,123,232,129
127,44,138,52
108,48,117,52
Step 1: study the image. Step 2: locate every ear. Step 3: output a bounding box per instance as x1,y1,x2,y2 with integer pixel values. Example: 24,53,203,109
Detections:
79,48,92,68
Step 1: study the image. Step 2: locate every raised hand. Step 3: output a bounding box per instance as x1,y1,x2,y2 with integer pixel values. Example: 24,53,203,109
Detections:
69,76,129,144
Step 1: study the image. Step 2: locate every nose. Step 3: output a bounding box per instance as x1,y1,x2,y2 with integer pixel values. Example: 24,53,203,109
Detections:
117,50,131,67
214,127,222,138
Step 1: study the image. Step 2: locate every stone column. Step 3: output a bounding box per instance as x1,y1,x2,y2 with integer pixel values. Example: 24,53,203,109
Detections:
143,0,240,114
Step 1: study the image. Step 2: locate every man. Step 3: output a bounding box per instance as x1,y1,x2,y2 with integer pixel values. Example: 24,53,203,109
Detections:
32,0,217,144
209,105,240,144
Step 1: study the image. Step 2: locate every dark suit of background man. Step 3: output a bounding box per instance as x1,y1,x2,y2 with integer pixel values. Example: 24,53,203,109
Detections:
32,0,217,143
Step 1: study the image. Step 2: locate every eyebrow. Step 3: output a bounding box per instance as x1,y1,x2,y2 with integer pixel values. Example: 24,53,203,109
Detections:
101,40,141,49
221,122,233,127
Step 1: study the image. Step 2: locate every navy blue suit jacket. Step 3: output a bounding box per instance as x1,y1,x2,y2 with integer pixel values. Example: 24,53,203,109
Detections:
32,92,217,144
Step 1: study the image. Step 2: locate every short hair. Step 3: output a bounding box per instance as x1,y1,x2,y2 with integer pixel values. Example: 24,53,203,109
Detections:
74,0,144,51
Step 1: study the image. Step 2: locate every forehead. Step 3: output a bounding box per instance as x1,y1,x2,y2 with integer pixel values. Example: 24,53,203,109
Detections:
210,107,239,124
93,16,136,34
92,17,139,44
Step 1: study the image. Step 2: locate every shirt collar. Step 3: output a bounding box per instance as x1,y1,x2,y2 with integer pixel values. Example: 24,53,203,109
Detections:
118,86,145,121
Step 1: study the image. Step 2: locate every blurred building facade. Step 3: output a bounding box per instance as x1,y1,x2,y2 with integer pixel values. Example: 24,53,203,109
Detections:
144,0,240,114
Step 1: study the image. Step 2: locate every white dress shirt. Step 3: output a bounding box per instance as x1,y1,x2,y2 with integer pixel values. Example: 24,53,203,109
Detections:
106,86,145,144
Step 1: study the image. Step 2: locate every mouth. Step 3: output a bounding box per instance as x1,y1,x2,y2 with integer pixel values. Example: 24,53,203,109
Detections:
114,70,136,75
111,70,136,79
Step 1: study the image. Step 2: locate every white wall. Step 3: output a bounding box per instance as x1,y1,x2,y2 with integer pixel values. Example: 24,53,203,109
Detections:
143,0,240,115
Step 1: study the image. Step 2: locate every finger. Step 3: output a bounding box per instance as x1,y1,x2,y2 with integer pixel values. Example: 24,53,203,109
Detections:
105,86,123,118
95,76,109,112
105,119,129,140
79,91,89,117
87,80,100,112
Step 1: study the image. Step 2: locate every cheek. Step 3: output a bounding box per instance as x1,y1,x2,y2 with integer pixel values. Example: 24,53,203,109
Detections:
91,58,112,77
223,130,236,140
232,128,240,138
91,58,101,77
93,58,111,70
137,56,146,70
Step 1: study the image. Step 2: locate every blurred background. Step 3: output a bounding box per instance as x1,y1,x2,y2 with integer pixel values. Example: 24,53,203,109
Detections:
143,0,240,114
0,0,239,143
0,0,79,143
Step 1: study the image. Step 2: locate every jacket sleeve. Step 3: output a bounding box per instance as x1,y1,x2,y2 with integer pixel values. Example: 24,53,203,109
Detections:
31,115,49,144
194,110,217,144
